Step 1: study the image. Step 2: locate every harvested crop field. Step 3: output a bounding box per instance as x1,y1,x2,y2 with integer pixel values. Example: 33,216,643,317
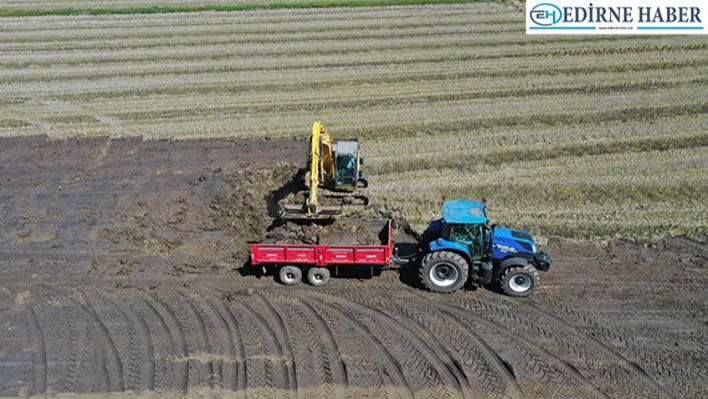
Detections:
1,1,707,398
1,136,707,398
1,3,706,237
2,1,297,10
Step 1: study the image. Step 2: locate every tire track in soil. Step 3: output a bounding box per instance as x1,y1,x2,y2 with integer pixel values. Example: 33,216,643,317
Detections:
0,288,20,394
415,294,609,399
29,287,72,394
38,286,124,392
530,296,706,393
250,293,297,393
305,297,418,398
516,300,675,398
226,301,273,395
43,287,106,392
624,341,707,399
177,289,222,389
444,295,668,398
226,296,291,398
73,288,125,392
298,299,348,386
98,291,157,391
310,291,463,399
1,287,44,395
199,290,247,392
156,290,215,389
531,298,627,343
124,292,174,392
141,291,189,393
87,289,142,392
346,291,523,399
304,299,411,399
534,299,684,392
182,288,237,391
541,282,706,294
268,299,323,395
268,294,346,398
293,298,382,395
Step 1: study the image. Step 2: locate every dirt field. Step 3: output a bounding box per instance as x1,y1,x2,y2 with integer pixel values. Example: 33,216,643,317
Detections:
1,136,706,398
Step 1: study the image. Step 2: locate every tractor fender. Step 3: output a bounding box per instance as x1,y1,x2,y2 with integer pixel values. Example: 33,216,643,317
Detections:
429,239,472,265
494,256,529,280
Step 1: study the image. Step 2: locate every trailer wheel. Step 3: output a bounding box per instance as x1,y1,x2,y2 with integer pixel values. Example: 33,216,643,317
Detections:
420,251,468,293
307,267,330,287
500,265,540,297
279,265,302,286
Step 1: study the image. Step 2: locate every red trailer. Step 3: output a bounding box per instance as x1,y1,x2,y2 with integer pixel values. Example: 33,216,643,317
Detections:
249,220,393,286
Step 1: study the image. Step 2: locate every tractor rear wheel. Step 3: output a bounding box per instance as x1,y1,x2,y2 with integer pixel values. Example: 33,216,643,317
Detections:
307,267,330,287
500,265,540,297
419,251,469,293
279,265,302,286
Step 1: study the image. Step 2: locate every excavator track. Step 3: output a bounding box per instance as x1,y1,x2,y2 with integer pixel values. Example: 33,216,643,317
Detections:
322,190,370,207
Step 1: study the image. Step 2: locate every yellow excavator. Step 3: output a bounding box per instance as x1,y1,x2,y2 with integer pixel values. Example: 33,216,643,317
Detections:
279,122,369,219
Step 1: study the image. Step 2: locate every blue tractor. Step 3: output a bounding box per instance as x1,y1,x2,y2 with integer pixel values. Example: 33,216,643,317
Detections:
419,200,552,296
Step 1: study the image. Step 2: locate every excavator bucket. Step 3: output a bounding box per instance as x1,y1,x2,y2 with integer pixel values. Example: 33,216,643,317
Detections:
277,189,343,220
278,191,370,220
278,203,343,220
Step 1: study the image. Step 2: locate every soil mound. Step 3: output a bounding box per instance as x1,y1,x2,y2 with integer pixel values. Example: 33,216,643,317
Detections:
207,163,420,248
208,164,303,258
264,219,389,246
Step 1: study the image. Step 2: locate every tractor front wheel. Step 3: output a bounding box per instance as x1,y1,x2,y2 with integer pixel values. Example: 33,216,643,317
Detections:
419,251,469,293
500,265,540,297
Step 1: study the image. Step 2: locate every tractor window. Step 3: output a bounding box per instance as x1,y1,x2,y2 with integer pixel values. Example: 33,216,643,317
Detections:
448,224,484,260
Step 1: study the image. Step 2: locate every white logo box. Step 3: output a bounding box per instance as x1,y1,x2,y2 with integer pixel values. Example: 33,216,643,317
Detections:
526,0,708,34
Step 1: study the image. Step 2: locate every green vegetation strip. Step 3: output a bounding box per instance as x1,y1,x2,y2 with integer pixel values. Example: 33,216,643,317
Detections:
0,0,492,17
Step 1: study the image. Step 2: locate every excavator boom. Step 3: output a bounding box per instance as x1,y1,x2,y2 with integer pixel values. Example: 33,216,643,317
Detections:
306,122,321,215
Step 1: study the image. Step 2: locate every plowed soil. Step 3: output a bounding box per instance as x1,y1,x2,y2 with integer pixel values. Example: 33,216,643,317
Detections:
1,136,706,399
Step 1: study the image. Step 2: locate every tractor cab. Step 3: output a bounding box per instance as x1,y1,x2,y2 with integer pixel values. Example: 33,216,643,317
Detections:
426,200,493,262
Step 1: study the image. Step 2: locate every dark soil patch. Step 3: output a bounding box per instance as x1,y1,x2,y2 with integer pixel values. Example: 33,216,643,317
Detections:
0,135,706,398
263,218,389,246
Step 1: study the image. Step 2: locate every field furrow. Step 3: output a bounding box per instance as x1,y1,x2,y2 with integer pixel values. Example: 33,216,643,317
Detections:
0,2,705,238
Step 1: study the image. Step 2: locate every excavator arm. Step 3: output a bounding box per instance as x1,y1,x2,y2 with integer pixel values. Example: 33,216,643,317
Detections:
306,122,322,215
306,121,339,215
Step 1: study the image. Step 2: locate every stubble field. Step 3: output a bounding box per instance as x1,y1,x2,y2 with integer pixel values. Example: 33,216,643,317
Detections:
0,2,707,399
1,3,706,237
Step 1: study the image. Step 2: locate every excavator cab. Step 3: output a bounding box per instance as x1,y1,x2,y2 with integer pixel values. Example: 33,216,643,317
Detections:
333,141,360,189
